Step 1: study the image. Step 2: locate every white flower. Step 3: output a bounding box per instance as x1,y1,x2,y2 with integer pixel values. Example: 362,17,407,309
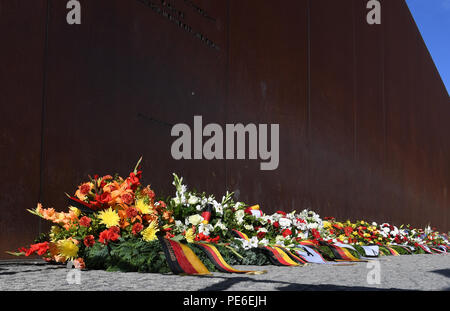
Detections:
244,224,254,231
235,209,245,224
188,214,204,226
213,200,223,215
275,235,285,242
279,218,292,228
257,227,267,233
307,222,318,230
214,220,227,231
173,197,181,205
198,223,213,236
188,196,199,205
259,238,269,246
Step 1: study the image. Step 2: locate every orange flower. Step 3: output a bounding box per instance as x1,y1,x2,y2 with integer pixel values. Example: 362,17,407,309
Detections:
75,182,93,200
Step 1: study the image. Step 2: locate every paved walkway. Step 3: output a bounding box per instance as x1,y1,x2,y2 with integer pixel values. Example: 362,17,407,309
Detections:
0,254,449,291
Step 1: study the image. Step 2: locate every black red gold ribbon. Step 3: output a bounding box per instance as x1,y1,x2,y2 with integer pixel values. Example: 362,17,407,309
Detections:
158,236,210,275
194,243,266,274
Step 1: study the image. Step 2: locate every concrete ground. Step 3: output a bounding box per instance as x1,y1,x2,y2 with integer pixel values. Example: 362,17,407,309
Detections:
0,254,449,291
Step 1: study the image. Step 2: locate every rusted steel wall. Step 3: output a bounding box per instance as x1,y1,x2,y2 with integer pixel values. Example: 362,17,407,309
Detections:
0,1,48,258
1,0,449,257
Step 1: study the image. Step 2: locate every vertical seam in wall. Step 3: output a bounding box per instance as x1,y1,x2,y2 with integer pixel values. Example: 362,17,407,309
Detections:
353,0,358,161
38,0,50,235
225,0,229,191
382,2,386,168
306,0,311,142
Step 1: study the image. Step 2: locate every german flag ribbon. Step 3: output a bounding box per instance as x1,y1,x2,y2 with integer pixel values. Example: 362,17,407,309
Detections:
319,241,364,261
273,246,307,264
231,229,250,241
201,204,214,224
194,243,266,275
158,236,210,275
384,245,400,256
259,246,300,266
390,244,413,254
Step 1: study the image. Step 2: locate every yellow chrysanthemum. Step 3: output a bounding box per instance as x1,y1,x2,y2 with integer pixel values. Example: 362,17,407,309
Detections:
141,220,159,242
136,199,152,215
57,239,79,259
185,228,195,243
323,221,331,229
98,207,120,228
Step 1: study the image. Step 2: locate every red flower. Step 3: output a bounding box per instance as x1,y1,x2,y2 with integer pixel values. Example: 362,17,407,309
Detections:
83,235,95,247
99,227,121,245
126,207,138,219
276,211,286,216
282,229,292,238
344,226,353,237
165,232,175,239
121,193,134,205
311,228,321,240
20,242,49,257
273,222,279,228
126,171,142,190
257,231,266,239
79,216,92,227
95,192,111,204
131,223,144,235
79,183,91,195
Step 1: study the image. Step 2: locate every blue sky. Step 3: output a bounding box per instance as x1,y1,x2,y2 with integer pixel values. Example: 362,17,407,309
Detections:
406,0,450,95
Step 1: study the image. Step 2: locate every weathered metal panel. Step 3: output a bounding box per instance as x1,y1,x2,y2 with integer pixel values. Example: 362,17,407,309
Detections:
1,0,449,259
352,0,386,224
0,0,47,258
226,0,309,213
40,0,228,214
308,0,356,220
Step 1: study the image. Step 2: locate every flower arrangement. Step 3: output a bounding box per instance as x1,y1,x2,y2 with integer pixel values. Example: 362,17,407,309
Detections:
8,160,450,274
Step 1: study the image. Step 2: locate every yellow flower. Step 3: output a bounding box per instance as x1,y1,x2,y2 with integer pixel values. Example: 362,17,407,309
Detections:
57,239,79,259
49,226,62,242
323,221,331,229
141,220,159,242
136,199,152,215
98,207,120,228
69,206,81,217
185,228,195,243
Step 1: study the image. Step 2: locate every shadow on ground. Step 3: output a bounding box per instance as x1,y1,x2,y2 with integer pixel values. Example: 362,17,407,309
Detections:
430,269,450,278
195,275,410,291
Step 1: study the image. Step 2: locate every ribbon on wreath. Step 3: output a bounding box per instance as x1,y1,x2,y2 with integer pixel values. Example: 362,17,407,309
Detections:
259,246,301,266
319,241,365,261
194,242,266,274
158,236,210,275
231,229,251,241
